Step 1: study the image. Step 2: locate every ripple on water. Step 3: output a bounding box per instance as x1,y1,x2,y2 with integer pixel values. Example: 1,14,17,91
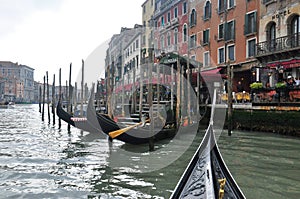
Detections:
0,105,300,198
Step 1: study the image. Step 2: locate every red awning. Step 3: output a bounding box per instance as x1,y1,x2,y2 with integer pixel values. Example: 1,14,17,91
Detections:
191,68,225,84
200,68,222,76
267,58,300,69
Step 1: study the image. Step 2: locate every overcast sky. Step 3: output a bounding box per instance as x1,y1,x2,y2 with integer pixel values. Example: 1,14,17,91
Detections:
0,0,143,83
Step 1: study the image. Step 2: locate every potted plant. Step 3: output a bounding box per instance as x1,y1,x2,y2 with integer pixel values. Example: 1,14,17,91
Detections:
275,82,286,88
250,82,263,89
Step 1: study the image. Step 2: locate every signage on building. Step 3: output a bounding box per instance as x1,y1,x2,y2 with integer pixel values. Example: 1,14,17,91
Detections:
272,9,291,20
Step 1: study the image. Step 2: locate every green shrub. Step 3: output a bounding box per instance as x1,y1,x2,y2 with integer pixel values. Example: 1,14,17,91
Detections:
275,82,286,88
250,82,263,89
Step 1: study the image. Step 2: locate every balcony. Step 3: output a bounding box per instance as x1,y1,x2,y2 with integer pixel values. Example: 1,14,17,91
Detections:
165,22,171,28
165,45,178,53
171,17,178,25
255,33,300,62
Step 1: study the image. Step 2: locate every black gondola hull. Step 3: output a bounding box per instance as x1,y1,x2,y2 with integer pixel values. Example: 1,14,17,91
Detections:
96,113,180,145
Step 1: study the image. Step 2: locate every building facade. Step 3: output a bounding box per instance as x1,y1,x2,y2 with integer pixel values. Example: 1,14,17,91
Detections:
255,0,300,87
142,0,155,60
187,0,259,92
153,0,189,57
0,61,35,103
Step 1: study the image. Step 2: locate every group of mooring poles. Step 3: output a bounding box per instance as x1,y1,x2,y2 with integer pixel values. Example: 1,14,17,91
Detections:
38,60,86,131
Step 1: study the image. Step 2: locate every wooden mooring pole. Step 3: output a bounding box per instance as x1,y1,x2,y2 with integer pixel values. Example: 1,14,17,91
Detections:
81,60,84,117
66,79,70,132
148,49,154,151
39,85,42,113
42,75,45,121
52,74,56,125
46,71,50,124
227,64,233,136
68,63,72,132
58,68,62,129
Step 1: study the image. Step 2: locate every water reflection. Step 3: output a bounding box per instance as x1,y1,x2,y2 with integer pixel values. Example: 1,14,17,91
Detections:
0,105,299,198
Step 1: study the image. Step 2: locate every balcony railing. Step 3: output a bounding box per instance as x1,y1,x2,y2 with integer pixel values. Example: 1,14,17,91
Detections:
256,33,300,57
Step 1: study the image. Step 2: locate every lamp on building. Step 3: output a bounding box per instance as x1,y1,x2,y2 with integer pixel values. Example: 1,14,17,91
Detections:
276,65,284,73
251,67,256,76
268,70,273,76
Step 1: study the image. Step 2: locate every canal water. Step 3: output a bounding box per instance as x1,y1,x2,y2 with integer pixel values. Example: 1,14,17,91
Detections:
0,104,299,199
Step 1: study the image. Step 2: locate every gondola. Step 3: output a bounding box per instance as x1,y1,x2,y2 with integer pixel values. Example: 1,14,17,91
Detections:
169,90,245,199
56,101,101,133
95,112,182,145
56,85,105,136
56,100,75,127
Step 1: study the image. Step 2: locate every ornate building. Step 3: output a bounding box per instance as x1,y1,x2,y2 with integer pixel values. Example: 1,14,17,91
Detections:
255,0,300,87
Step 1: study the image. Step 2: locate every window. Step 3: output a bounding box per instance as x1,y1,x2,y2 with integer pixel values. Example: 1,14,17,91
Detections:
291,15,300,34
136,39,139,49
228,0,234,9
228,45,235,61
204,1,211,20
183,2,187,14
218,47,225,64
174,28,178,45
203,29,210,45
183,24,187,42
218,0,225,13
174,7,178,18
167,32,171,46
143,5,146,13
290,15,300,47
167,12,171,22
244,11,257,35
161,16,164,26
142,35,146,45
225,20,235,41
218,23,224,39
267,22,276,51
160,35,165,49
263,0,275,4
190,34,197,48
247,38,256,57
203,52,210,67
190,9,197,27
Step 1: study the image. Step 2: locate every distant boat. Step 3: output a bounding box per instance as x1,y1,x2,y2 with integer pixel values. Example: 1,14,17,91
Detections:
0,101,15,109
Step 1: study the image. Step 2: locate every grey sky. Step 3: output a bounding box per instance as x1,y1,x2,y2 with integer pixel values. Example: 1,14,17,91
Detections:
0,0,143,83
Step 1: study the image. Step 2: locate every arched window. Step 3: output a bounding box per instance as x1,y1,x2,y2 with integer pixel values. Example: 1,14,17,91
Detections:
204,1,211,20
183,24,187,42
190,9,197,26
160,35,165,49
174,28,178,45
167,32,171,46
267,22,276,51
291,15,300,34
291,15,300,47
